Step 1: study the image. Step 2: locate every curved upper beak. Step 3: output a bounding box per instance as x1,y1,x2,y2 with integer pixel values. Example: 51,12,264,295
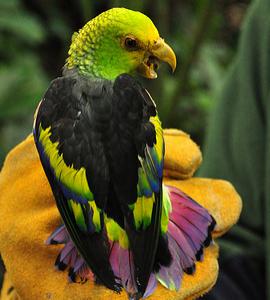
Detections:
137,38,177,79
151,38,177,72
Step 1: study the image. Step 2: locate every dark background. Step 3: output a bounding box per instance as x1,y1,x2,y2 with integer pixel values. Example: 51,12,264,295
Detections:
0,0,251,166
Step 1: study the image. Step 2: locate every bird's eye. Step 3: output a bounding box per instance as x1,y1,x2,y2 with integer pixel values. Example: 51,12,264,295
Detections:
124,37,138,50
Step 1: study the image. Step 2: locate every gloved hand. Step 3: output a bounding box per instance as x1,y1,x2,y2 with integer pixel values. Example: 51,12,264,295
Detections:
0,129,242,300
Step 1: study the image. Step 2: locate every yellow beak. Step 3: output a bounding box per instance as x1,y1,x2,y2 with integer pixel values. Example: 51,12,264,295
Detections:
137,38,177,79
151,38,177,72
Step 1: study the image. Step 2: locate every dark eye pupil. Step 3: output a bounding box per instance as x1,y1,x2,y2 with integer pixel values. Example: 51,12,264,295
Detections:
125,38,137,48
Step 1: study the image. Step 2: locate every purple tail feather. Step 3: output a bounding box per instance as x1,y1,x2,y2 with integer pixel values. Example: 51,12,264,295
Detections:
154,185,216,291
46,185,215,298
109,242,138,298
46,224,94,283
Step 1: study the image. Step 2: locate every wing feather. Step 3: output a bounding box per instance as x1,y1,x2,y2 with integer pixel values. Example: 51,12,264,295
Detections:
34,77,120,292
109,75,165,296
35,74,165,297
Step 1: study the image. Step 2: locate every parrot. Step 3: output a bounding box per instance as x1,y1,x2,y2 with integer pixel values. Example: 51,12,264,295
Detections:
33,8,216,300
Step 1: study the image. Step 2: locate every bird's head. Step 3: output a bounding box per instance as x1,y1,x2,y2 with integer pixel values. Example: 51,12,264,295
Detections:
65,8,176,80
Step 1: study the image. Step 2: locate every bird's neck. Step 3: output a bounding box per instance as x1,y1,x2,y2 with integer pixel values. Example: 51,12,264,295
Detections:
65,27,104,79
65,26,132,80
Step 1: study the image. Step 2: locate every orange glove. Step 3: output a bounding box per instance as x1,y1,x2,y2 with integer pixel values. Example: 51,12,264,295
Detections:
0,129,242,300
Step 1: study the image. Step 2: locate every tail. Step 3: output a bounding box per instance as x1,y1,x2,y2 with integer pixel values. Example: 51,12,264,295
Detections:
46,185,215,299
152,185,216,293
46,224,94,282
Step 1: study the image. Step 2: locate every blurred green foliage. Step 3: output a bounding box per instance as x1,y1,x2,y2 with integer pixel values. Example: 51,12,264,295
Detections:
0,0,250,167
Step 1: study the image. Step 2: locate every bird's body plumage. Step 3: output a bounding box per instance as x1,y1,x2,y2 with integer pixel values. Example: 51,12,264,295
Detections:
33,8,215,299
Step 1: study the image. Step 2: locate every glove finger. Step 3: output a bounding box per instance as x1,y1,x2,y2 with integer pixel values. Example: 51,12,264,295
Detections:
163,129,202,180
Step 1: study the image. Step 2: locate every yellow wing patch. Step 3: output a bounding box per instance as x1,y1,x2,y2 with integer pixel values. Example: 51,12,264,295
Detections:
133,195,155,230
149,115,164,165
89,200,101,232
105,216,129,249
39,125,93,201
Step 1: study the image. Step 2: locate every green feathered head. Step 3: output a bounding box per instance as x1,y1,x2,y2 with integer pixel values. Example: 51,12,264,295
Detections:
66,8,176,80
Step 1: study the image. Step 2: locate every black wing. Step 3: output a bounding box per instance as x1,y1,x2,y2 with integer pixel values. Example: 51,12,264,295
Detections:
34,76,121,292
106,75,164,297
34,74,164,297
